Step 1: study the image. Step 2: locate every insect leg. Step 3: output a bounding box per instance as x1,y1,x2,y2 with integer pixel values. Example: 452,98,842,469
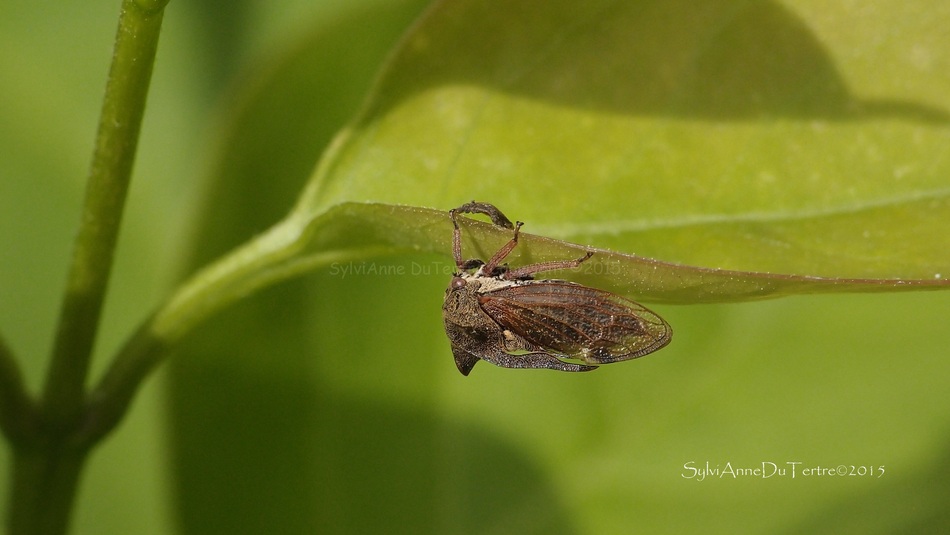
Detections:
449,208,464,268
452,201,515,229
450,202,521,271
503,251,594,280
482,221,523,275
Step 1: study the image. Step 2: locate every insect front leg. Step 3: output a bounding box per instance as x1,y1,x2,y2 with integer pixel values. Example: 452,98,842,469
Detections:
449,208,465,269
452,201,515,229
449,207,489,270
450,202,517,270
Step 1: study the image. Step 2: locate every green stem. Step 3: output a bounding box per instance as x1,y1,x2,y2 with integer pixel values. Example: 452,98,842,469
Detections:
43,0,167,425
0,335,38,444
6,1,170,534
8,447,89,535
79,215,390,444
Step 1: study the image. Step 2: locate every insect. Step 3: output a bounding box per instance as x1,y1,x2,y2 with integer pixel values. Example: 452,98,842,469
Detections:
442,201,672,375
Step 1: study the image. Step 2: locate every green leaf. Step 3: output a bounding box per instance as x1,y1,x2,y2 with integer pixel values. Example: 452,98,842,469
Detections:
131,0,950,355
289,202,950,304
292,0,950,284
162,2,950,535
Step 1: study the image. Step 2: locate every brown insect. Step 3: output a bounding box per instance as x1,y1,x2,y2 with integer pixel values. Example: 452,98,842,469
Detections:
442,202,672,375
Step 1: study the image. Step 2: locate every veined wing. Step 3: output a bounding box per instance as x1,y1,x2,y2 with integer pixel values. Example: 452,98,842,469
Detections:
478,281,671,364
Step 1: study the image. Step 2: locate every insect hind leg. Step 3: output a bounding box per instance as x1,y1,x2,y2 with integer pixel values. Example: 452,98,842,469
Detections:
503,251,594,280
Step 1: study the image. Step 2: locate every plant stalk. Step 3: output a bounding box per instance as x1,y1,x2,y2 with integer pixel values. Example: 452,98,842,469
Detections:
8,447,89,535
0,336,37,444
6,1,170,534
42,0,167,427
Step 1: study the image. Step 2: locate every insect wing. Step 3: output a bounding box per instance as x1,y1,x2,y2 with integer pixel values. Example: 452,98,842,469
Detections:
478,281,671,364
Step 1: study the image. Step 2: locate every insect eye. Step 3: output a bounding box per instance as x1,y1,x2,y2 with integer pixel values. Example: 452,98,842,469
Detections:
451,277,467,289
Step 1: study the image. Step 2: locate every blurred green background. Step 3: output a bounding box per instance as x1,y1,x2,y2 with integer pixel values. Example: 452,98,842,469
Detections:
2,0,949,533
